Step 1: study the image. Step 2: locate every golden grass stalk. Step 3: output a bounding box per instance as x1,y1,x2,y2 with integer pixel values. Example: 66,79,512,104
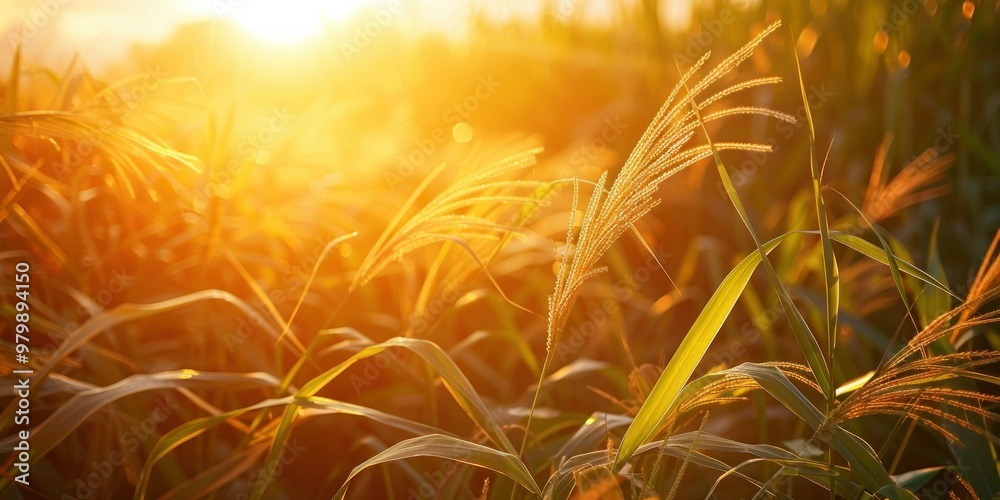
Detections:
831,287,1000,443
521,20,796,460
955,229,1000,333
546,21,792,354
351,147,543,291
862,133,953,223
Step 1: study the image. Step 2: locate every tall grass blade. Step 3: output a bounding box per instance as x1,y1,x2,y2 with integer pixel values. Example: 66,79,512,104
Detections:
332,434,541,499
22,290,285,387
135,395,449,499
824,188,919,369
4,46,19,114
792,31,840,410
727,365,908,497
0,371,279,462
916,221,951,329
683,69,832,397
253,337,518,498
613,229,950,473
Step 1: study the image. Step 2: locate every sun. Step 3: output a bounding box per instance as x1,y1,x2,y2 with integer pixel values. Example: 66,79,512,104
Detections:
230,0,369,45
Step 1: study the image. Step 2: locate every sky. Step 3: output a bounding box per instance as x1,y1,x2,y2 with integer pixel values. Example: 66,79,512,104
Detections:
0,0,699,71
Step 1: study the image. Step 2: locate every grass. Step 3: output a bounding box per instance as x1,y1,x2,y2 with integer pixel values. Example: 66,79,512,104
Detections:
1,1,999,498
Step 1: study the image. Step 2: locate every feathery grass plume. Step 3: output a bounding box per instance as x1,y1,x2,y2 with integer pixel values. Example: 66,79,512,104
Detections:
891,286,1000,363
830,350,1000,443
517,21,794,460
954,229,1000,332
596,361,818,425
658,362,820,434
350,146,544,291
664,411,709,500
840,258,902,315
478,477,490,500
545,20,792,356
406,141,561,338
862,134,953,223
830,287,1000,443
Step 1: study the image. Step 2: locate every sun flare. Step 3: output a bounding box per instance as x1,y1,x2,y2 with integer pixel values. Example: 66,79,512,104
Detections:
231,0,370,44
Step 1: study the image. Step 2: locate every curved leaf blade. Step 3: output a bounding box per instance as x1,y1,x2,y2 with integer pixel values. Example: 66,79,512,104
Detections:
333,434,540,499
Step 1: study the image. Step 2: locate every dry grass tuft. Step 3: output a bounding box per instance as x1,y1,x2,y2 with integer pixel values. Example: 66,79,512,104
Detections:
832,287,1000,442
351,147,544,291
862,133,953,223
956,229,1000,328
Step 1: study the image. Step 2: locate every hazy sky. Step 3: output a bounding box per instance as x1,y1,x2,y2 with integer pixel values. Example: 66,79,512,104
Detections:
1,0,210,67
0,0,698,70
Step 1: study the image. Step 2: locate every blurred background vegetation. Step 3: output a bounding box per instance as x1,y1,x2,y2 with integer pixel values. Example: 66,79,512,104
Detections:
1,0,999,498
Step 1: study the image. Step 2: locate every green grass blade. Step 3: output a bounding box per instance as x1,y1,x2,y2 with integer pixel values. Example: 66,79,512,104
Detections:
135,395,449,499
0,371,278,464
685,80,833,398
826,231,957,299
301,337,514,453
25,290,284,387
824,188,920,370
927,347,1000,497
719,364,908,497
251,405,304,500
253,337,519,498
792,31,840,411
157,441,269,499
916,220,952,329
547,448,792,500
612,227,956,472
332,434,541,499
136,398,286,500
613,235,787,471
0,290,290,436
823,191,910,314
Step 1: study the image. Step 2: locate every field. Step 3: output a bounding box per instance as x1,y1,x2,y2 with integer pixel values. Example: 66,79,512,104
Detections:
1,0,1000,498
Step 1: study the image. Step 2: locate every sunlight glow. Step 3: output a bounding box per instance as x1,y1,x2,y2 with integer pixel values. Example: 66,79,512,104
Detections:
231,0,370,44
